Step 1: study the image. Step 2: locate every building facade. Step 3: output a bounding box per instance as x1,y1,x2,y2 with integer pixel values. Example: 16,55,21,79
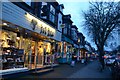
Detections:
57,14,73,63
77,32,86,62
0,0,64,70
71,25,79,61
0,0,86,73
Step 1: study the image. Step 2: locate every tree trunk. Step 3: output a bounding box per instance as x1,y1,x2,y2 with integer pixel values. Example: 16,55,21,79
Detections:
98,46,105,70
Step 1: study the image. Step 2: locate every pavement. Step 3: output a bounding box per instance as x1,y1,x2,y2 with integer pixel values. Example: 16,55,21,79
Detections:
68,60,112,79
6,60,112,80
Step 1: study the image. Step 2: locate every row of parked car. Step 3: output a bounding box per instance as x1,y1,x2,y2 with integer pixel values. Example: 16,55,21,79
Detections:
104,53,120,80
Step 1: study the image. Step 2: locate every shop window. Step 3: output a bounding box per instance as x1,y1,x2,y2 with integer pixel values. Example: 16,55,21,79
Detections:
0,30,19,48
1,30,24,70
22,38,31,55
63,27,67,35
41,2,48,18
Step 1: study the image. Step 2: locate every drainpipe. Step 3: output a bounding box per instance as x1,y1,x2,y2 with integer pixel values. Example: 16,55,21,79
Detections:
62,41,64,58
34,41,38,72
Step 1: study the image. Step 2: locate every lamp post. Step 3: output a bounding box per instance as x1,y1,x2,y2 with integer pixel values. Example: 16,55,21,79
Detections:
77,38,80,61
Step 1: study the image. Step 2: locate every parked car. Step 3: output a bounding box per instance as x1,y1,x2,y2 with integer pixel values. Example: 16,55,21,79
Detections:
104,56,116,66
116,53,120,60
112,59,120,80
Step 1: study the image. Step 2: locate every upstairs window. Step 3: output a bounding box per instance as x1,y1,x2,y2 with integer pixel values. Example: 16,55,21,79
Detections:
41,2,48,19
49,5,55,23
50,5,55,14
22,0,31,6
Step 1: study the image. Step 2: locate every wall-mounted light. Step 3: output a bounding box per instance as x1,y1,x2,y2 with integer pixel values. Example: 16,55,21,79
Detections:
3,23,9,27
78,39,80,43
17,37,20,40
3,23,8,26
17,33,20,40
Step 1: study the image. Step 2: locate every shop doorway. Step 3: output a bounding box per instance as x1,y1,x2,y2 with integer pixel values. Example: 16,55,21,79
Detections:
23,39,36,69
37,41,44,67
31,41,35,69
37,41,52,67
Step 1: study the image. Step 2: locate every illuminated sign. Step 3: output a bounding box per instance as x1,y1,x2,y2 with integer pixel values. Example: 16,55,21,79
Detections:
25,12,55,37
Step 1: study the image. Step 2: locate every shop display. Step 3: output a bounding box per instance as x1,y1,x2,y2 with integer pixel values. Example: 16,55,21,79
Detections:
2,47,24,69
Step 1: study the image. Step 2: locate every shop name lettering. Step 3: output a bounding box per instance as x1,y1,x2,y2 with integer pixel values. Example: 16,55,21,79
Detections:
31,19,54,37
31,19,37,30
40,26,54,37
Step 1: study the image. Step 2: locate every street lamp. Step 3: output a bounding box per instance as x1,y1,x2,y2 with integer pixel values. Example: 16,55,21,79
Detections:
77,38,80,61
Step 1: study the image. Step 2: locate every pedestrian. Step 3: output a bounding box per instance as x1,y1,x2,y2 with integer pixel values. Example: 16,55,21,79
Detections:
71,54,76,67
85,57,88,65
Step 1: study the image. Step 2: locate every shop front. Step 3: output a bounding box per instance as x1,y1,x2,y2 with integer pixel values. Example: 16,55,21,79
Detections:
73,43,80,61
48,41,62,64
0,23,25,70
80,48,88,63
1,17,59,70
58,35,73,63
1,1,62,71
0,21,56,70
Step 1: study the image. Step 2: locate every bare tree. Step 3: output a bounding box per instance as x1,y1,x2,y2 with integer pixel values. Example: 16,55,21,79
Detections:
83,2,120,70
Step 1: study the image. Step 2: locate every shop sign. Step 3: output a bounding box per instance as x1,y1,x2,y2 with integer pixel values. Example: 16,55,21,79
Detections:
30,19,37,30
40,26,54,37
25,12,55,37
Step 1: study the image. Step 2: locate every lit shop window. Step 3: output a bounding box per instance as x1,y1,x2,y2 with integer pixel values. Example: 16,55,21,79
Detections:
22,0,31,6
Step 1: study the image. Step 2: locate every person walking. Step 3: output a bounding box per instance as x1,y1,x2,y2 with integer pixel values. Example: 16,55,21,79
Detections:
71,54,76,67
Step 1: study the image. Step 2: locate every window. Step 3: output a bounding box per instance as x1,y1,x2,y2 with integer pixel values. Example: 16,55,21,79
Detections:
64,28,67,35
50,5,55,15
49,5,55,23
68,25,71,36
22,0,31,6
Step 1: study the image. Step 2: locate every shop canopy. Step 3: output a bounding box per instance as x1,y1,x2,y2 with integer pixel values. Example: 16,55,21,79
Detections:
80,48,89,52
62,35,73,45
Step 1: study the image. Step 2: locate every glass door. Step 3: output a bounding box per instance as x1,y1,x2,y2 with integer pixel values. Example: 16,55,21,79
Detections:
37,41,44,67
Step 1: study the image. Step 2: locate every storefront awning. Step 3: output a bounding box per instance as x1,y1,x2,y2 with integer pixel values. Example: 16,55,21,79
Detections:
74,44,79,48
62,35,73,44
80,48,88,51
